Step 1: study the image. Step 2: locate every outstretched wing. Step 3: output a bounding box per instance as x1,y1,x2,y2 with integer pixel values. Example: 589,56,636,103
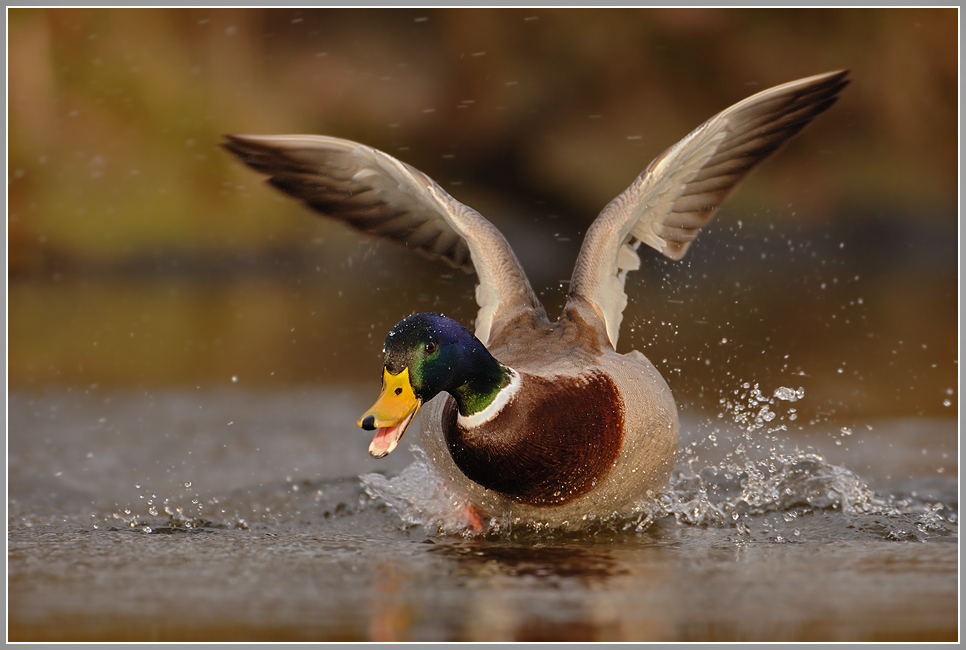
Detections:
222,134,543,345
567,70,850,348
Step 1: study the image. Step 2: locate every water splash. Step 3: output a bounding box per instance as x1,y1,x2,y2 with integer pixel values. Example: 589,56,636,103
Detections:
362,453,486,536
109,480,217,533
106,474,383,534
361,382,957,540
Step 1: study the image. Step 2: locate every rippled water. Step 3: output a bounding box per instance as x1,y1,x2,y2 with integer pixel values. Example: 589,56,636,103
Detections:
7,386,958,642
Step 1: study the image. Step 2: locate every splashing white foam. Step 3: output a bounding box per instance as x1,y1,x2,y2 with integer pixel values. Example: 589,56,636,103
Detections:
361,448,490,535
358,382,955,538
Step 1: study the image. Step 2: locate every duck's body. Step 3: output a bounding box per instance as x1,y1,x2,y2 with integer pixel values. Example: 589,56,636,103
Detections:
419,307,678,526
223,70,848,529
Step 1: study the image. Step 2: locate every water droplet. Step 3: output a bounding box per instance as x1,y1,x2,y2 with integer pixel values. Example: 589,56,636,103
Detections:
773,387,799,401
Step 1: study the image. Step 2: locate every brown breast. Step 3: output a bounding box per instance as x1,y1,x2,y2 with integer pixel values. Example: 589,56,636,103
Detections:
441,371,624,507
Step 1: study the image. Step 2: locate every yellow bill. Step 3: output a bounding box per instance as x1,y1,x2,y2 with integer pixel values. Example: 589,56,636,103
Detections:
357,367,422,458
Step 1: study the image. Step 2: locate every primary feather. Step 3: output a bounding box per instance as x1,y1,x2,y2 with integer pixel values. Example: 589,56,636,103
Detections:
567,70,849,347
222,133,544,345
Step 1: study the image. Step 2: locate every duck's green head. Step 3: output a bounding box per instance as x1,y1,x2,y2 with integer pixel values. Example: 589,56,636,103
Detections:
358,312,506,458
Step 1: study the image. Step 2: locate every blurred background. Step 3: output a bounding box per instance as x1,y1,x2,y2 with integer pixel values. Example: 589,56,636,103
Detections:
8,7,958,423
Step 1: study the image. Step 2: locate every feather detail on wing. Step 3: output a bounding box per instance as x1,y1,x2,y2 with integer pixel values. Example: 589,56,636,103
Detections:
222,134,543,345
567,70,850,348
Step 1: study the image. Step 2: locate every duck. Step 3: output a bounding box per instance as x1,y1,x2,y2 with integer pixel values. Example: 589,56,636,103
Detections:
222,70,849,529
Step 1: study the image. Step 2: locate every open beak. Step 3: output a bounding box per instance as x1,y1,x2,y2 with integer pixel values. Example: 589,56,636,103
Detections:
357,367,422,458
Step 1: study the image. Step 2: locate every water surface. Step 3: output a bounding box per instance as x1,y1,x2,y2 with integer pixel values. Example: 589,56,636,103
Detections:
7,387,957,642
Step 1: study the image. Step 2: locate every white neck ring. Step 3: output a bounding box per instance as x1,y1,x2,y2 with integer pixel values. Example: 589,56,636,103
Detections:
456,369,521,428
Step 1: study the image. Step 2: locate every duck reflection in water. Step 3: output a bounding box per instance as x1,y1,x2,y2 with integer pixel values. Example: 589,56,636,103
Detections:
367,540,680,642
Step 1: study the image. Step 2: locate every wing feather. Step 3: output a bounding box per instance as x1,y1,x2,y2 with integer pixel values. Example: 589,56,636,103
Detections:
222,134,544,344
567,70,850,347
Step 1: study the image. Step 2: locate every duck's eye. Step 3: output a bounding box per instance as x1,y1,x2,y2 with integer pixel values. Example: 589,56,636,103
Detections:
425,341,437,356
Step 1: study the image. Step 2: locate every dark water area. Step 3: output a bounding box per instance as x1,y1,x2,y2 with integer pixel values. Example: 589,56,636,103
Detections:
7,386,958,642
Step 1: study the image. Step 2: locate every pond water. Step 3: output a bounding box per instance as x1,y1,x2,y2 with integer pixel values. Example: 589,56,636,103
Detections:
7,385,957,642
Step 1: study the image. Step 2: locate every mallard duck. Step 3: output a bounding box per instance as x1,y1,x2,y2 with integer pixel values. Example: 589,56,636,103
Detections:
223,70,849,528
